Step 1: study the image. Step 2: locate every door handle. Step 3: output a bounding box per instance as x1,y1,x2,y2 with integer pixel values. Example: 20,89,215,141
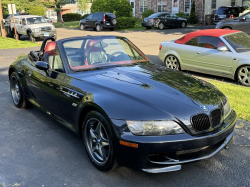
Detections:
196,52,200,54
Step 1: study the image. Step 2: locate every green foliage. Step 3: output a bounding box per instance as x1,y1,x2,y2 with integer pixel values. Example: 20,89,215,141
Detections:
117,17,136,29
175,12,188,19
78,0,89,13
91,0,132,18
25,6,46,16
189,1,197,24
141,9,154,18
62,13,82,22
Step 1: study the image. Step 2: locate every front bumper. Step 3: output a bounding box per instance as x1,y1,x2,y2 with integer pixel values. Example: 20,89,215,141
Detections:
112,109,237,173
142,22,153,27
32,31,57,39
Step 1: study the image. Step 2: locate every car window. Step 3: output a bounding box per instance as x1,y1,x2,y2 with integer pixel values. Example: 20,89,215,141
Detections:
53,47,65,72
87,14,93,20
170,13,177,18
244,13,250,20
62,37,148,71
185,37,199,46
148,13,162,18
26,17,46,25
198,36,225,49
105,13,115,19
161,14,170,18
224,32,250,53
92,13,98,20
22,18,26,25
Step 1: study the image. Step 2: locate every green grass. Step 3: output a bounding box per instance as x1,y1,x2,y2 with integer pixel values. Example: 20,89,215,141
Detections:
53,21,80,28
0,37,39,49
206,80,250,122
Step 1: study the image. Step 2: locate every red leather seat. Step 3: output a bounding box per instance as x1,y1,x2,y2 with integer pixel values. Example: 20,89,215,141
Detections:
43,41,56,67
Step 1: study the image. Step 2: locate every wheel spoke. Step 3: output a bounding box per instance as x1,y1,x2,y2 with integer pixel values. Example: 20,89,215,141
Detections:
242,76,248,83
94,122,102,137
90,128,97,140
97,146,104,160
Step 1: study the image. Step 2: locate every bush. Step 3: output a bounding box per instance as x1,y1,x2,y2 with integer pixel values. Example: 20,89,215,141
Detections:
117,17,136,29
189,1,197,24
62,13,82,22
142,9,154,18
25,6,46,16
81,14,89,19
175,12,188,19
91,0,132,18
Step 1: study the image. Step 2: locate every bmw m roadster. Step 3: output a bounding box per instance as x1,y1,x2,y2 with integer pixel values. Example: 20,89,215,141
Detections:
9,36,237,173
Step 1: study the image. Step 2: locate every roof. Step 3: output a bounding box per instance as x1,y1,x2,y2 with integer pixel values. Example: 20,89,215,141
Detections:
14,15,42,18
175,29,240,44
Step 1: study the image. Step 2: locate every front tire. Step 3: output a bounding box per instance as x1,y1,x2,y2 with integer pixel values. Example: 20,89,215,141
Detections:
28,32,36,42
82,111,118,171
158,22,164,30
237,66,250,87
96,24,101,32
164,55,180,70
80,24,85,30
10,72,30,108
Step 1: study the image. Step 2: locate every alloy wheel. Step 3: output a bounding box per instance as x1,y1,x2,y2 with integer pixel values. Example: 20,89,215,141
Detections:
11,79,20,105
96,25,101,32
238,66,250,86
85,118,110,166
159,23,164,30
181,22,186,28
165,55,179,70
80,24,84,30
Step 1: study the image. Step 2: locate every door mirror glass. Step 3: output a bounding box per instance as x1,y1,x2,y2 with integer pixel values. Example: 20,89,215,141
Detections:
217,46,228,52
36,61,49,71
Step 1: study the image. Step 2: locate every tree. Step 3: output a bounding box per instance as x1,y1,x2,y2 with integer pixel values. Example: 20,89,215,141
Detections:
189,1,197,24
78,0,89,14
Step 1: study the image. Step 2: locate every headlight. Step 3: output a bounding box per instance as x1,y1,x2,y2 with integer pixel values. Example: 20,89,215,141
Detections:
126,120,185,136
51,26,56,31
223,98,231,119
33,28,40,32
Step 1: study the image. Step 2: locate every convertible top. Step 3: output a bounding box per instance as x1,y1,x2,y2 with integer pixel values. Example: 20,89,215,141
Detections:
175,29,240,44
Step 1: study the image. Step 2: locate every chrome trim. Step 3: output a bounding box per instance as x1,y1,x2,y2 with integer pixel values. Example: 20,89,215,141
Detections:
142,165,181,173
150,131,233,165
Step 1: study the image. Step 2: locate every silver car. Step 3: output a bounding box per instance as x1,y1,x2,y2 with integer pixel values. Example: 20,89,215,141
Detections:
215,12,250,34
158,29,250,86
10,15,57,42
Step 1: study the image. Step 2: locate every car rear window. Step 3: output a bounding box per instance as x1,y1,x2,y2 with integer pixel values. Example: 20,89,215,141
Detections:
148,13,162,18
105,13,115,19
216,7,230,14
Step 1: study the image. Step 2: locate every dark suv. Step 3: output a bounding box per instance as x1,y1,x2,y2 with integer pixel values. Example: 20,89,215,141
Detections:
79,12,117,32
214,6,245,24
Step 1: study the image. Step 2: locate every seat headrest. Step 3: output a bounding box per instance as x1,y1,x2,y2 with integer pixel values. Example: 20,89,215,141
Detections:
44,41,56,56
87,40,100,48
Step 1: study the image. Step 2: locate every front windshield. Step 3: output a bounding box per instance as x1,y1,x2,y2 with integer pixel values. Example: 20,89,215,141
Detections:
63,37,148,71
26,17,46,25
224,32,250,53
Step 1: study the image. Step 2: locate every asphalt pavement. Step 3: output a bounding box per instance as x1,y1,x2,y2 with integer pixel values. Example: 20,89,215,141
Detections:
0,26,249,187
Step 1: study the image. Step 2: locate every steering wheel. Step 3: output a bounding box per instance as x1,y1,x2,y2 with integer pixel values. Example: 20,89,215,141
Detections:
39,37,56,61
107,51,127,62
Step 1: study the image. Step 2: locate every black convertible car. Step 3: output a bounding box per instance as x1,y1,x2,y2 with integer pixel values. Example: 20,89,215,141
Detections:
9,36,237,173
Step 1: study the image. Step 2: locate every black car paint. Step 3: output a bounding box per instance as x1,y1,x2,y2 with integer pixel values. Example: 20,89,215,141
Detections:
214,6,245,24
9,36,237,171
142,12,187,28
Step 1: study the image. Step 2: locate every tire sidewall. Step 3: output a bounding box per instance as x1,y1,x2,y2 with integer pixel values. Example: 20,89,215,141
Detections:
80,24,85,30
237,66,250,87
181,21,186,28
96,24,101,32
10,72,25,108
158,22,164,30
82,111,117,171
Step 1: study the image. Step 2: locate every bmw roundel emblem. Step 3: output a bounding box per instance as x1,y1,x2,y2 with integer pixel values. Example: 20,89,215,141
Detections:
200,105,208,111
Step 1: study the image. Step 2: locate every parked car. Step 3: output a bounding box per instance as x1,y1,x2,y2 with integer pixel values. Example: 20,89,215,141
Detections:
4,13,29,25
10,15,57,42
142,12,187,30
215,11,250,34
159,29,250,86
9,36,236,173
44,16,54,24
214,6,245,24
79,12,117,32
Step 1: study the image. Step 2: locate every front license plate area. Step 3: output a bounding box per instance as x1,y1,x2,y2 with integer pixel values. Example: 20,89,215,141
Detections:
44,33,49,36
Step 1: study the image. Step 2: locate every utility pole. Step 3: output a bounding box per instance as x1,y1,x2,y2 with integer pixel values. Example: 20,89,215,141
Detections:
11,4,17,40
0,0,6,38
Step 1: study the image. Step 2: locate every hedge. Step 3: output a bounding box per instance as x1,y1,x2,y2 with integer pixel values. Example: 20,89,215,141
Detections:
62,13,82,22
117,17,136,29
91,0,132,18
142,9,154,18
25,6,45,16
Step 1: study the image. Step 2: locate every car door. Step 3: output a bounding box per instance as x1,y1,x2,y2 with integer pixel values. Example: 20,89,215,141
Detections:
85,14,93,28
193,36,233,77
162,13,171,26
20,18,27,35
14,18,21,33
169,13,179,26
235,13,250,34
25,47,63,116
91,13,98,27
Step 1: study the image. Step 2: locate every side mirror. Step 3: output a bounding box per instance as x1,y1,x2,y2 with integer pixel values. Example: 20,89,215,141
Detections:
240,17,246,22
217,46,228,52
36,61,49,71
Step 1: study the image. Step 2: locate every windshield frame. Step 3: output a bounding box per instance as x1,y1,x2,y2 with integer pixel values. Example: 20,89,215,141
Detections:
26,16,47,25
60,36,149,72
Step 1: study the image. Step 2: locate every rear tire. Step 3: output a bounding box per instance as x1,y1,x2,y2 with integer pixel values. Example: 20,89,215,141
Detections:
237,65,250,87
82,111,118,171
96,24,101,32
223,27,232,30
10,72,31,108
180,21,187,28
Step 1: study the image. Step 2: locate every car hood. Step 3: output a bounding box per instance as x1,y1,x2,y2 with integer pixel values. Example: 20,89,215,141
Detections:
71,63,225,118
28,23,54,29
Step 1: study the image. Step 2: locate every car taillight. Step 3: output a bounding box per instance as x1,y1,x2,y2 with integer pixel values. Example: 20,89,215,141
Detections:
159,44,162,50
103,14,106,22
50,20,52,23
151,19,155,21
